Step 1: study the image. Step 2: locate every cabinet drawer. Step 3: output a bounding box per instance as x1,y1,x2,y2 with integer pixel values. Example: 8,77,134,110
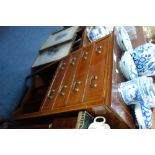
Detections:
67,44,94,105
40,57,69,112
53,50,82,108
84,37,110,102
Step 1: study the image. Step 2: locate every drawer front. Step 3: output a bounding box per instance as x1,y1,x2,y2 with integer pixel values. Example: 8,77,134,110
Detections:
40,57,69,112
53,50,82,109
84,37,110,102
67,45,94,105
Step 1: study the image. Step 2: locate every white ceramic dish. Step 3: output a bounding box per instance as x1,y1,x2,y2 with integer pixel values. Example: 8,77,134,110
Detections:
120,52,131,79
116,33,125,51
123,52,138,80
119,52,138,80
120,58,130,80
119,60,127,79
120,27,133,51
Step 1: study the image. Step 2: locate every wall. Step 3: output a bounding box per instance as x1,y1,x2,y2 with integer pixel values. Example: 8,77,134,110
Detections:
0,26,63,120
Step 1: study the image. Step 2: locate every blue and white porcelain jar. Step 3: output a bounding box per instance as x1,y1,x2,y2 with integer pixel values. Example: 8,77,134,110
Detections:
119,76,155,107
119,77,143,105
132,43,155,76
134,102,153,129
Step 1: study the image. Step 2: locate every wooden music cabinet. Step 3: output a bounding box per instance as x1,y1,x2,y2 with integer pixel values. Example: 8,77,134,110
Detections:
13,27,145,128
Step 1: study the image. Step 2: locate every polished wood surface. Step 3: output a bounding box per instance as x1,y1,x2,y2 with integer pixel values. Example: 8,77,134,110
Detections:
53,50,81,108
51,116,77,129
13,34,114,120
67,45,93,105
84,37,109,102
40,58,69,112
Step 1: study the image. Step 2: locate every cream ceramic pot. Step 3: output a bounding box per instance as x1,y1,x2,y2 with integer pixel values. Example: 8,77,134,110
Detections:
88,116,110,129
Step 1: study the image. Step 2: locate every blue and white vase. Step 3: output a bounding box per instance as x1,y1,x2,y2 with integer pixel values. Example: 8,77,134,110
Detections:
119,76,155,107
132,43,155,76
134,102,153,129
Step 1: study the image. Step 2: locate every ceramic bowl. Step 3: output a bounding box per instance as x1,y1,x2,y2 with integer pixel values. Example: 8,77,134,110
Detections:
122,52,138,80
119,51,138,80
134,103,152,129
116,32,125,51
115,26,133,52
120,53,131,79
119,60,130,80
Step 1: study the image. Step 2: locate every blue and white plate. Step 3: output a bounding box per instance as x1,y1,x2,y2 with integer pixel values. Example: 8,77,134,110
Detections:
134,103,152,129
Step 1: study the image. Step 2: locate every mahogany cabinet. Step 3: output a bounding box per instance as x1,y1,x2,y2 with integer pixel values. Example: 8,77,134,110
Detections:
13,27,145,128
40,35,112,111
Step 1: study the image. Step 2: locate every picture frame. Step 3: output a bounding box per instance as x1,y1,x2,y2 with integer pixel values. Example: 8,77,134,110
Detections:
32,41,73,68
40,26,79,51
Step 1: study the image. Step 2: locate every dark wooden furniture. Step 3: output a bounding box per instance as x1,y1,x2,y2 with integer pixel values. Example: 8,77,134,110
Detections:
13,27,145,129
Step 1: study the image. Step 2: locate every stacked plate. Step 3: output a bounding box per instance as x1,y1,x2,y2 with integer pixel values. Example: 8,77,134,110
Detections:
119,51,138,80
115,26,133,53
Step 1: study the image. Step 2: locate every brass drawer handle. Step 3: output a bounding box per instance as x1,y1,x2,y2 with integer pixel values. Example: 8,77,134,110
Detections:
70,57,77,65
47,89,55,99
83,56,88,60
61,62,66,70
96,46,103,54
60,85,68,96
73,81,81,92
82,51,89,60
90,75,98,88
